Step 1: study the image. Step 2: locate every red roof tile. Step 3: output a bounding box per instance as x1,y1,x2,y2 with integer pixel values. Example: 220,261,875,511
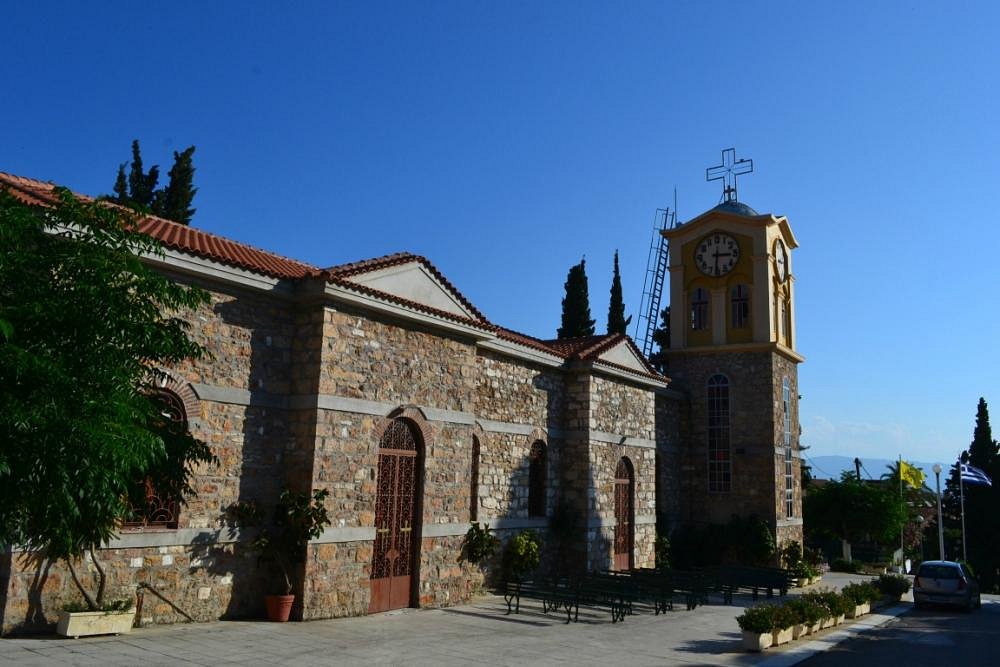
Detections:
0,172,317,280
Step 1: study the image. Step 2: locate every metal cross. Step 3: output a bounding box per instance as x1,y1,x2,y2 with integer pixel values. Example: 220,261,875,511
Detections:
706,148,753,202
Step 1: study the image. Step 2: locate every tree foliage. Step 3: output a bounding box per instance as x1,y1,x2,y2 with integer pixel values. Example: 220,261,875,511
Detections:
112,140,198,225
557,258,595,339
0,188,215,609
648,306,670,373
803,473,907,546
606,250,631,335
942,397,1000,591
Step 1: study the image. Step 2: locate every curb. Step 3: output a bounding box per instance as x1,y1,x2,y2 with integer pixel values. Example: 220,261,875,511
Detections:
758,604,910,666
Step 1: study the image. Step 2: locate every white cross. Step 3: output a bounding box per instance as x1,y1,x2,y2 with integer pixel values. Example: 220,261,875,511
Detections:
706,148,753,202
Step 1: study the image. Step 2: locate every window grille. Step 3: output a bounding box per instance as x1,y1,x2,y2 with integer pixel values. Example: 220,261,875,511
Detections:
528,441,547,517
783,379,793,518
707,375,731,493
122,389,185,530
470,436,480,522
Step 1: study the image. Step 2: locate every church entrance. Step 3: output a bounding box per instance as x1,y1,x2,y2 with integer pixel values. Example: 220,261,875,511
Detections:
369,419,422,614
613,458,634,571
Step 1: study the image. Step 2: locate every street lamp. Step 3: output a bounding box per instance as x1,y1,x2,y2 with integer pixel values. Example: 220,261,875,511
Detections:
933,463,944,560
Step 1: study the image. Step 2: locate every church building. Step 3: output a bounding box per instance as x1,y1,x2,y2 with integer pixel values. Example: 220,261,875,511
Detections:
0,169,802,633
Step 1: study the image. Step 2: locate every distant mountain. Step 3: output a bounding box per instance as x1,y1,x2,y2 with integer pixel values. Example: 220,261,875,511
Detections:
804,455,948,481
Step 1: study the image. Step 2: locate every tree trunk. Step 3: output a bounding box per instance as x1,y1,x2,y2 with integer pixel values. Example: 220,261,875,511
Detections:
89,548,107,606
66,557,98,611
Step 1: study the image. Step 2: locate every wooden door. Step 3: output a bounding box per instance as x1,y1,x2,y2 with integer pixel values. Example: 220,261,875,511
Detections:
369,420,420,613
613,458,634,571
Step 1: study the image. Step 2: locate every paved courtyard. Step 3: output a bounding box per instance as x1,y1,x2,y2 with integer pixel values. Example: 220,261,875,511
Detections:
0,574,912,666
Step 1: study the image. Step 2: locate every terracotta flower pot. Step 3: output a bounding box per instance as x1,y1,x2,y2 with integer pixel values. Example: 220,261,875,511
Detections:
265,594,295,622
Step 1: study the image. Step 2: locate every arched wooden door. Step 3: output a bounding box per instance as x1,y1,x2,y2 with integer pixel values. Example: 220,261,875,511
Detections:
613,457,634,571
369,419,422,613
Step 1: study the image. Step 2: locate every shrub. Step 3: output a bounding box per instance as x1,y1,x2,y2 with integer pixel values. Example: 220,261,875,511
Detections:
801,592,832,619
772,602,799,630
784,597,822,626
830,558,862,574
736,605,777,634
503,530,541,581
781,540,804,569
654,532,671,570
841,582,879,605
807,589,852,617
462,522,499,564
874,573,911,597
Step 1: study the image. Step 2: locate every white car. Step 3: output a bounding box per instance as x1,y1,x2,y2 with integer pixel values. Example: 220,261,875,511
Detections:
913,560,981,611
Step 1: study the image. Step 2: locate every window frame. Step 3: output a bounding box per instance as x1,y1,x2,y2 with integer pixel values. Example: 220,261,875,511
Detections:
707,374,731,493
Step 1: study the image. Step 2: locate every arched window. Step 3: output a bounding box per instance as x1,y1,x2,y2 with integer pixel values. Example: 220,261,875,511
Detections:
470,436,480,522
707,374,731,493
690,288,709,331
783,379,793,518
730,284,750,329
123,389,187,530
528,441,547,518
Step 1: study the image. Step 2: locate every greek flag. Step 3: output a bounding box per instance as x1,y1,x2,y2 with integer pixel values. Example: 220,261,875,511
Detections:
961,463,993,487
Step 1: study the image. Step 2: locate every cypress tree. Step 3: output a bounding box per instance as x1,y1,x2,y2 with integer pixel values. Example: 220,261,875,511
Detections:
112,164,129,204
157,146,197,225
126,140,159,209
968,397,997,472
557,258,595,339
606,250,632,335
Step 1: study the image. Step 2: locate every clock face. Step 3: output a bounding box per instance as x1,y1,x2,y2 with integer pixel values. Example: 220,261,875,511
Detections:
775,240,788,282
695,233,740,277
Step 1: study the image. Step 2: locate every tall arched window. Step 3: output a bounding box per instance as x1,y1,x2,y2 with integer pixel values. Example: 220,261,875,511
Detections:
528,441,547,518
691,288,709,330
730,284,750,329
783,379,793,518
707,374,731,493
470,436,480,522
123,389,187,530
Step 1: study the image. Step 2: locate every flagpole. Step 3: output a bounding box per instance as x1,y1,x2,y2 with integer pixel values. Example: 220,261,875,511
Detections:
899,455,904,570
960,461,967,562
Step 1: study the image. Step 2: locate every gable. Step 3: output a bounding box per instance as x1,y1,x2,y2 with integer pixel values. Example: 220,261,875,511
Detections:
597,340,652,373
343,261,480,320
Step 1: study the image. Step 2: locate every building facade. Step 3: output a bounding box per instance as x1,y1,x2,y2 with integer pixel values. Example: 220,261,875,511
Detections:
0,173,802,634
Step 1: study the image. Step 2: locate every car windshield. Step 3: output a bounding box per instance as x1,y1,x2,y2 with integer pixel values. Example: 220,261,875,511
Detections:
918,564,961,579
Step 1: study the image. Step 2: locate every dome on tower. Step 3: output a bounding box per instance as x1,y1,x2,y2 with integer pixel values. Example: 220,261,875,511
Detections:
711,200,759,217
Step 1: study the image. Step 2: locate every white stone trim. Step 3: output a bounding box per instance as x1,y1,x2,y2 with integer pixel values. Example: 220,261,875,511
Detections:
776,518,804,527
477,338,564,368
6,528,244,553
586,515,656,530
143,247,293,295
590,430,657,449
324,282,494,341
477,419,547,436
311,526,377,544
591,362,668,389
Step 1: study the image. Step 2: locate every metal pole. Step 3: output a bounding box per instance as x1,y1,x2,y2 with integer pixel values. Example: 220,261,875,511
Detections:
960,469,967,562
934,465,945,560
899,455,904,570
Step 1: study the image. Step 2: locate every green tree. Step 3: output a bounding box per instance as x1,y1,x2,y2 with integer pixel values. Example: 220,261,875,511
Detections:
557,258,595,339
606,250,631,335
112,164,129,204
648,306,670,373
968,397,997,472
126,139,159,209
0,188,215,610
803,473,907,547
157,146,197,225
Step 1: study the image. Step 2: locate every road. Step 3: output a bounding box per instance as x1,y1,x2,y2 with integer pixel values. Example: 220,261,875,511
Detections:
798,600,1000,666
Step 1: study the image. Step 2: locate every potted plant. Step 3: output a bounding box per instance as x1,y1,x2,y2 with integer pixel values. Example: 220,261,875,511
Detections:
803,591,835,628
462,522,500,565
785,597,822,639
57,598,136,639
501,530,541,583
230,488,331,621
873,572,911,604
736,605,776,651
842,582,877,618
771,603,797,646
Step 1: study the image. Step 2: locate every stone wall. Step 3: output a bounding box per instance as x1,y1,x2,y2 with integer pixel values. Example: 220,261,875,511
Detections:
654,393,683,532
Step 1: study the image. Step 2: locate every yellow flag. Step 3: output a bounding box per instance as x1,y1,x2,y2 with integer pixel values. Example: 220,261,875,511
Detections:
900,460,925,488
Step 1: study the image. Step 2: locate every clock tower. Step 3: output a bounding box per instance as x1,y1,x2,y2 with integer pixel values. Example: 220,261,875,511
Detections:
663,192,804,549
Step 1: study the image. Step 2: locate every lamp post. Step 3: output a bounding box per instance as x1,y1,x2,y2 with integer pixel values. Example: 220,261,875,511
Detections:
915,514,925,563
933,463,944,560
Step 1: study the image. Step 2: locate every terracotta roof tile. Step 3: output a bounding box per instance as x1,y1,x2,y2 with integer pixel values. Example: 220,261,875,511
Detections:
0,172,317,280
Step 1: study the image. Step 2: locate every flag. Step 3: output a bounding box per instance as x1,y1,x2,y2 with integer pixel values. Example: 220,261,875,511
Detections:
899,460,925,488
961,463,993,487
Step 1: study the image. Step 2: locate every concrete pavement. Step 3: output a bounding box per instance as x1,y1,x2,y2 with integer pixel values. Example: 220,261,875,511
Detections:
0,573,911,666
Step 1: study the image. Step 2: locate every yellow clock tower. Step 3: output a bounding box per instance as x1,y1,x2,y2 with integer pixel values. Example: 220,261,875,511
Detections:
662,154,805,549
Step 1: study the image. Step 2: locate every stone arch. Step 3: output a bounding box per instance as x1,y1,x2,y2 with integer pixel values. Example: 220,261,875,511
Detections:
150,368,200,420
375,404,433,445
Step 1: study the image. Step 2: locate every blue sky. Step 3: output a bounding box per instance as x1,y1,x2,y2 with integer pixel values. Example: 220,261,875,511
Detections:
3,1,998,466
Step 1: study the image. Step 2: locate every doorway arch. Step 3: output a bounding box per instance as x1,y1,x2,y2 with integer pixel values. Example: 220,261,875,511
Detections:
613,457,634,571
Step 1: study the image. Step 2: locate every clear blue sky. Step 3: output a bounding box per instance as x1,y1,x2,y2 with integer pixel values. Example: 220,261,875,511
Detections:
3,1,997,467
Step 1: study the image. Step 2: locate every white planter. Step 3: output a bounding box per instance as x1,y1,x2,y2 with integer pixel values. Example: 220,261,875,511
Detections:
792,622,808,639
808,621,822,635
771,626,794,646
833,613,845,626
847,602,870,619
819,616,834,629
810,576,822,585
56,609,135,638
741,630,774,652
797,577,810,588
